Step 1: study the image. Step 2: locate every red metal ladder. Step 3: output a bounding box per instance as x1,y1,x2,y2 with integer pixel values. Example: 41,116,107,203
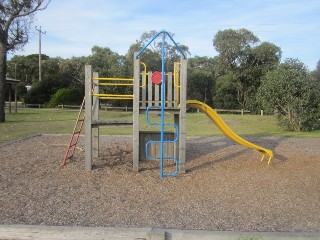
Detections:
61,85,95,166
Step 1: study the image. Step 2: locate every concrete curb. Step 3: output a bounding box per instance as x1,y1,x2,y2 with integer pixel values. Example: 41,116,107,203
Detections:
1,225,320,240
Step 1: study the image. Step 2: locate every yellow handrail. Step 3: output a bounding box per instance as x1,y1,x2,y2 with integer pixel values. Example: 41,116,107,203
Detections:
140,62,147,88
93,77,133,81
92,94,133,97
173,62,181,88
139,100,178,103
99,97,133,100
99,83,134,86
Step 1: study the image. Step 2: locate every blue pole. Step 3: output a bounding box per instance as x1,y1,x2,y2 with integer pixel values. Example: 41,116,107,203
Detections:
160,32,166,178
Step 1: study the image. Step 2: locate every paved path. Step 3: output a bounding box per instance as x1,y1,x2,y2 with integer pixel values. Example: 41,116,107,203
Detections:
1,225,320,240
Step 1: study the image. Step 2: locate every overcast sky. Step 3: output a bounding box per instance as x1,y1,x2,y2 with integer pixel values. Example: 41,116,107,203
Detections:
9,0,320,70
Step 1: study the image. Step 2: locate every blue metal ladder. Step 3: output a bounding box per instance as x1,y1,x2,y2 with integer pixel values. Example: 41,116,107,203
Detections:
136,30,186,178
145,106,179,178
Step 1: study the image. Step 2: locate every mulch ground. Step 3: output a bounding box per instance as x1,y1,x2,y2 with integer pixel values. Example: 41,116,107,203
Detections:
0,134,319,232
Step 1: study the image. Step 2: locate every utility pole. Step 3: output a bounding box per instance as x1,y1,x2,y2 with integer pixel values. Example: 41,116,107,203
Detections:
36,26,46,81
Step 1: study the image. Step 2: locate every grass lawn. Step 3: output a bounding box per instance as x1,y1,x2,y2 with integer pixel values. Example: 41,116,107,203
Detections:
0,107,319,144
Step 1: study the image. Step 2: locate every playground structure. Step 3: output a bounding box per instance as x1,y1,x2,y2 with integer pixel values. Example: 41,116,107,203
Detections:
63,30,273,178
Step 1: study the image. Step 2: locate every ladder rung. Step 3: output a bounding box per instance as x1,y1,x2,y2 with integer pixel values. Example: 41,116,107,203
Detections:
62,85,92,166
69,142,77,147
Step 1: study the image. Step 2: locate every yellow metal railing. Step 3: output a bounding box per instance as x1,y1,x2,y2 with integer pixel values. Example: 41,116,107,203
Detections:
91,62,147,100
98,83,134,86
140,62,147,88
173,62,181,88
93,77,133,81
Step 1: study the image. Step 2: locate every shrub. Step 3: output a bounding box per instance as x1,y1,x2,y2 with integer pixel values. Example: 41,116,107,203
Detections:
46,87,84,107
25,73,71,104
257,59,320,131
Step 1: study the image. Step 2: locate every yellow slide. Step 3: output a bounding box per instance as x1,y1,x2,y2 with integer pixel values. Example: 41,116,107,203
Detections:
186,100,273,164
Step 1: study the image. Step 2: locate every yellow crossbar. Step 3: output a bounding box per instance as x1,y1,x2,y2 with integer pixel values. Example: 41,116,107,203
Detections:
99,97,133,100
139,100,178,103
92,94,133,97
99,83,134,86
92,77,134,81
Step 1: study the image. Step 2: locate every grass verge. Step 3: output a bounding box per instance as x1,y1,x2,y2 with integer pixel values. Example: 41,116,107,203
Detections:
1,108,319,144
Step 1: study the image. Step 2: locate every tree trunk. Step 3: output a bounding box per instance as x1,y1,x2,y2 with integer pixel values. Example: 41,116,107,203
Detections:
0,41,7,122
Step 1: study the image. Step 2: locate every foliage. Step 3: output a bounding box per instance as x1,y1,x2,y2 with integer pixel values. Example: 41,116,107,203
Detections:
58,56,88,85
125,30,189,74
213,29,281,110
257,59,320,131
311,59,320,83
25,73,71,104
89,46,133,107
4,81,27,102
7,54,86,103
46,87,84,107
213,73,240,109
187,56,215,105
0,0,50,122
7,54,50,83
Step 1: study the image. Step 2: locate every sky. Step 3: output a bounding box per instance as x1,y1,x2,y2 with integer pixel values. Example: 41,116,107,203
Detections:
9,0,320,70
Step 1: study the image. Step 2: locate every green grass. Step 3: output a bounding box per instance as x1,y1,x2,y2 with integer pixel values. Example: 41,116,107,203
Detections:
1,108,319,144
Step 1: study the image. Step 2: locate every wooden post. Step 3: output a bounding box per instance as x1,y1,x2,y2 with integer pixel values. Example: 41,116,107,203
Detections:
178,56,187,173
133,53,140,172
85,65,92,171
14,84,17,114
155,84,159,106
92,72,99,158
174,113,180,167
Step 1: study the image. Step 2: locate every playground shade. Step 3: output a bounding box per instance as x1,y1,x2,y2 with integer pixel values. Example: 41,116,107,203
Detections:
186,100,273,164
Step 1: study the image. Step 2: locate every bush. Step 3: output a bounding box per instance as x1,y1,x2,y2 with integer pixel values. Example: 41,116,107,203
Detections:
25,73,71,104
213,73,240,109
46,87,84,107
257,59,320,131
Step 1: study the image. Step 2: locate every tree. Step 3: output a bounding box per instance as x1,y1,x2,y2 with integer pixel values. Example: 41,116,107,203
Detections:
90,45,126,77
311,59,320,83
125,30,189,74
213,73,239,109
257,59,320,131
213,29,281,110
59,56,89,85
0,0,50,122
187,56,215,105
25,72,70,105
8,54,49,84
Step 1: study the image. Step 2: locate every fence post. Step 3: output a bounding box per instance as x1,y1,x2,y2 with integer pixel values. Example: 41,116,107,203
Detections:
261,110,264,116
